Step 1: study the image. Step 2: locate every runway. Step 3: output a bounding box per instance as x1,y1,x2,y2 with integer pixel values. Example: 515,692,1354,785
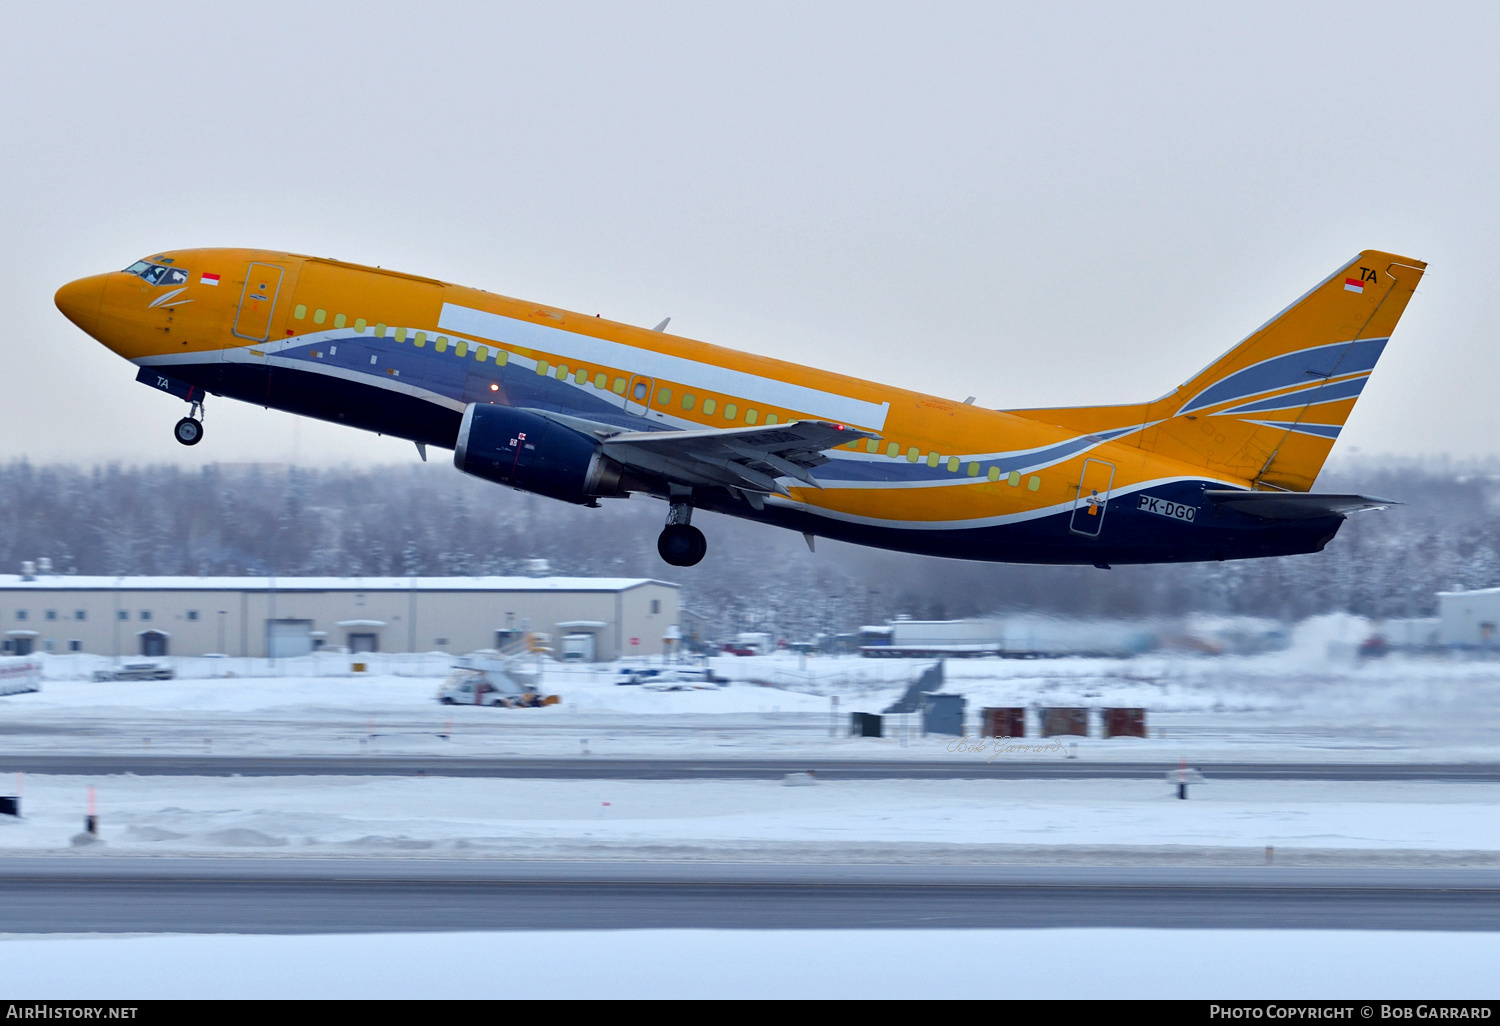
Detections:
3,754,1500,780
3,859,1499,933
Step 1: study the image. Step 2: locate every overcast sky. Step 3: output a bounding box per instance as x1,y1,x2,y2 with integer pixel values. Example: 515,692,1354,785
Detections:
4,2,1498,469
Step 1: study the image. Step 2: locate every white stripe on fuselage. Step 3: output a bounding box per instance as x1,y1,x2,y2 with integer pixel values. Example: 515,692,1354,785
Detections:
437,304,891,431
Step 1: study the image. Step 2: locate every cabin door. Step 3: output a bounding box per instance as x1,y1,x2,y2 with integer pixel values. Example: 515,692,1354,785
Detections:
232,262,285,342
1069,458,1115,537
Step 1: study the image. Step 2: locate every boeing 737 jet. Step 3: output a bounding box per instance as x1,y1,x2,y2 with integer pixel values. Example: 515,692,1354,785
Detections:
54,248,1423,567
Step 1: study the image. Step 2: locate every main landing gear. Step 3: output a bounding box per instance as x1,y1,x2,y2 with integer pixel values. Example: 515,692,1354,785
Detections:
174,401,205,446
657,495,707,567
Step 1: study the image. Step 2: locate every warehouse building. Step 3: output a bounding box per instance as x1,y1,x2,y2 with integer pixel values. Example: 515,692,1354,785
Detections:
0,570,678,661
1437,587,1500,648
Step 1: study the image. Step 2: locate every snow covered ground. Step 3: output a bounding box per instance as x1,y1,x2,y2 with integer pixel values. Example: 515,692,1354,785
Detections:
3,615,1500,860
4,774,1500,859
5,618,1500,763
1,928,1497,999
3,623,1499,992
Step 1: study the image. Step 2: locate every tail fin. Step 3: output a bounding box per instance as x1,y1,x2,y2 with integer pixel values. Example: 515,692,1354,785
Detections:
1012,250,1426,491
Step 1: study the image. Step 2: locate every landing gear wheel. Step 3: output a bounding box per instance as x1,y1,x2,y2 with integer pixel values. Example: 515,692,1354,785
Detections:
174,417,204,446
658,524,707,567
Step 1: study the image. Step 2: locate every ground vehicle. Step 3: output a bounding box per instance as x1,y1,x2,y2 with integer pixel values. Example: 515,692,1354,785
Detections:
436,653,555,707
92,661,174,682
614,665,721,687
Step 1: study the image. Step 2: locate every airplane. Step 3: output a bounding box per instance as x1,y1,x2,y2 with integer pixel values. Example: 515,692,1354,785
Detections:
54,247,1424,568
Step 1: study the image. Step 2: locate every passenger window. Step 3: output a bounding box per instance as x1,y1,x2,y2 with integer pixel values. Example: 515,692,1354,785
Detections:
413,331,426,348
475,345,488,362
495,349,508,366
594,372,607,389
724,403,737,420
702,398,717,415
574,368,588,384
656,387,672,405
436,337,449,353
535,359,548,374
1009,471,1021,486
681,393,695,410
967,461,980,477
926,452,939,468
633,381,648,400
987,466,1000,481
374,323,387,338
947,456,960,472
334,314,347,328
354,318,367,333
456,341,468,357
745,409,757,425
887,442,900,458
907,447,920,462
866,439,879,453
293,305,307,320
556,364,569,379
765,414,778,425
612,377,627,395
1028,475,1040,491
313,309,327,325
395,327,406,343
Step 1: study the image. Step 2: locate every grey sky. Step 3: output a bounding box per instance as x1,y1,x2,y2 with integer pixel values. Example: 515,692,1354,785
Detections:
3,2,1496,468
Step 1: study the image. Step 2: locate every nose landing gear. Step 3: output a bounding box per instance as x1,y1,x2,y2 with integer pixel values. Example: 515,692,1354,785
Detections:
174,401,205,446
657,494,707,567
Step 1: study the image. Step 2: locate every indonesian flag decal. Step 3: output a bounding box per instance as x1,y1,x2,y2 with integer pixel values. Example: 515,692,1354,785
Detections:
1343,277,1364,294
200,272,221,286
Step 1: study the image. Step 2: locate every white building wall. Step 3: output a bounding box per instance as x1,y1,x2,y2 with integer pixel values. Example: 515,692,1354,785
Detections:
0,577,678,660
1438,589,1500,646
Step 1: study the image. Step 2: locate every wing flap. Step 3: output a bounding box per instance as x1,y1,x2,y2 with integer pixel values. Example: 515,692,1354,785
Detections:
603,420,877,495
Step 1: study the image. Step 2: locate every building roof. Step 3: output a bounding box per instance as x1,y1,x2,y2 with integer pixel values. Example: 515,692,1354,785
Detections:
0,575,677,593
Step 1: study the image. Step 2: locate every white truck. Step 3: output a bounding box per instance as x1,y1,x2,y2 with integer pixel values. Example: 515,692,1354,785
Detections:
0,657,41,696
436,653,555,708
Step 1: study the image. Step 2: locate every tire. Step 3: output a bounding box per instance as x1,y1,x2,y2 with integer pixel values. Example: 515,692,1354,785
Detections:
657,524,707,567
174,417,203,446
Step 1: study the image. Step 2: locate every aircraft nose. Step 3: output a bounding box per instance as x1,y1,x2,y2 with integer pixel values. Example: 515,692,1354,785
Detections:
54,273,108,336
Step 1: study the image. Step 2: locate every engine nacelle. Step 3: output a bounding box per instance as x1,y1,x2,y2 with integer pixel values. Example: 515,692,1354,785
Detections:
454,403,624,505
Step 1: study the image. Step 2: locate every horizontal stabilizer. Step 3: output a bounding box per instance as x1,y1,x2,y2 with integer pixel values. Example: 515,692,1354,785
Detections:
1204,490,1399,520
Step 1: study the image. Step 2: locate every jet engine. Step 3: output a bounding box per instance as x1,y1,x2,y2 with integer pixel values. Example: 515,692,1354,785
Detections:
453,403,625,505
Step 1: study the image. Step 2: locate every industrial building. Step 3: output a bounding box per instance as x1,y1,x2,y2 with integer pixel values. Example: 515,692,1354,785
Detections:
0,572,679,661
1437,587,1500,647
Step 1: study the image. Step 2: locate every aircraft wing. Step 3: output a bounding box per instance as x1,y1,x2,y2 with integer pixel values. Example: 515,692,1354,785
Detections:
1203,490,1400,520
600,420,877,497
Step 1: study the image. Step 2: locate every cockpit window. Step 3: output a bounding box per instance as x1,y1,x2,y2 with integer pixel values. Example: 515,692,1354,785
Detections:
123,261,190,286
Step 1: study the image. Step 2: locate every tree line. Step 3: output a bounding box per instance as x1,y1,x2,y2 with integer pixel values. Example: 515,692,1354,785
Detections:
0,458,1495,641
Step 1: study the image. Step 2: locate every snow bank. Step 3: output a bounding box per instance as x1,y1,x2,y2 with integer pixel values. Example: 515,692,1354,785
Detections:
0,928,1495,999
